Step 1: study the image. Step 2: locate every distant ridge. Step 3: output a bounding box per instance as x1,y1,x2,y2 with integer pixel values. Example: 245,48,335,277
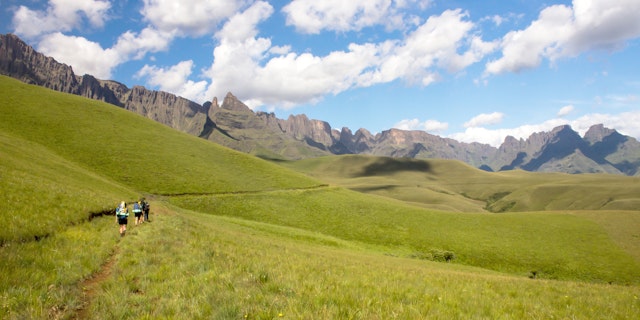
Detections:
2,33,639,175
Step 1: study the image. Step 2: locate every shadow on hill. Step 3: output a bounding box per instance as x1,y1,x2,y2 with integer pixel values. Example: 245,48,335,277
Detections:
351,185,399,192
355,157,432,177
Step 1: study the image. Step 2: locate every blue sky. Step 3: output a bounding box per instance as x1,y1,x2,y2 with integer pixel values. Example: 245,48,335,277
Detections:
2,0,639,146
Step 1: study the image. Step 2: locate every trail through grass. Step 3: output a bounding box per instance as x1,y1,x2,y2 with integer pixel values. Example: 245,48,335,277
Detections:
84,205,640,319
2,75,640,318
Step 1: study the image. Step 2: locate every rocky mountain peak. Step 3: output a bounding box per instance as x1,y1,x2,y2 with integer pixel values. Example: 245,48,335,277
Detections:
221,92,251,112
211,97,219,109
584,123,617,144
2,33,640,175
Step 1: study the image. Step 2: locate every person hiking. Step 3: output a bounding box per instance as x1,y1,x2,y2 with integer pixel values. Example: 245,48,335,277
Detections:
116,201,129,236
133,201,143,225
141,198,150,223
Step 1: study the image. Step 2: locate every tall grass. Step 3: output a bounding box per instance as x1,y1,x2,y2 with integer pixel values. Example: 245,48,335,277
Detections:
0,131,135,242
86,207,640,319
2,75,640,318
0,216,118,319
170,188,640,284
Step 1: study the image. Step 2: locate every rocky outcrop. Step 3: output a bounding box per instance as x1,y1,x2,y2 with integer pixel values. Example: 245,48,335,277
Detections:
0,33,208,136
0,33,79,92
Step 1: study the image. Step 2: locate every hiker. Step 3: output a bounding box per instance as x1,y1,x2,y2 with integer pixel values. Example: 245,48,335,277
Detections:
141,198,150,222
133,201,143,225
116,201,129,236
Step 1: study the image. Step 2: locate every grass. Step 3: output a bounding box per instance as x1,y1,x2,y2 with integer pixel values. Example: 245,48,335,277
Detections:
1,75,640,318
0,76,320,196
279,154,640,212
0,216,118,319
170,187,640,284
86,208,640,319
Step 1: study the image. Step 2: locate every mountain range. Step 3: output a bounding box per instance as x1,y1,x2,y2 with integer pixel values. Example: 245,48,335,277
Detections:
2,33,639,176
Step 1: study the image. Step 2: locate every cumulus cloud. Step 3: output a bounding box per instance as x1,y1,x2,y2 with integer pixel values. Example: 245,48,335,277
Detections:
37,33,119,78
282,0,431,34
558,105,574,117
11,0,175,79
204,4,493,110
485,0,640,75
136,60,209,102
464,112,504,128
36,27,173,79
12,0,111,39
140,0,242,36
394,119,449,133
358,9,496,87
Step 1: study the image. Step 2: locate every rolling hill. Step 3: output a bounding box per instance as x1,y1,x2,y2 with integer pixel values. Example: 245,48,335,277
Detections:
279,154,640,212
1,75,639,319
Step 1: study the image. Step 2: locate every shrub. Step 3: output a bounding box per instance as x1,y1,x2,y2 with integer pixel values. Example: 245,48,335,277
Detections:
410,249,456,262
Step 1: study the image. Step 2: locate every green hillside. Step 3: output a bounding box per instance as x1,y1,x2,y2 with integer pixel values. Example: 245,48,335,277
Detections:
280,154,640,212
1,75,639,319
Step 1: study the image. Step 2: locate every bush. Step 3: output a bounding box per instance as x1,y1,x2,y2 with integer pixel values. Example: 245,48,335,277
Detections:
410,249,456,262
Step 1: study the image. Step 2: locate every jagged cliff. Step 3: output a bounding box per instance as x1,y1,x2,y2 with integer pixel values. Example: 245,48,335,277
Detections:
2,33,640,175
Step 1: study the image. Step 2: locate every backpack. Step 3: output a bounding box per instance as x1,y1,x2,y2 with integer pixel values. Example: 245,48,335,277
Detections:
117,206,129,217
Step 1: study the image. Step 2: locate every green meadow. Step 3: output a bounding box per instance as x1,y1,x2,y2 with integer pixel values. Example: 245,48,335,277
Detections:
1,75,639,319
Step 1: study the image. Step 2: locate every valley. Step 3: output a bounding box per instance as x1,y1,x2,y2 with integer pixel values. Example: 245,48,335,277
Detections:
1,75,639,318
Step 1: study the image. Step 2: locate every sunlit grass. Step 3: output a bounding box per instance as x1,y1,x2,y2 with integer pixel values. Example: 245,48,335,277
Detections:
170,188,640,284
0,76,320,196
0,217,117,319
2,75,640,318
280,154,640,212
87,208,640,319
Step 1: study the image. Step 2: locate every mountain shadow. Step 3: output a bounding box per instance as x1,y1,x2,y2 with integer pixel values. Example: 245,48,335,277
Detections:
500,152,527,171
356,157,432,177
522,126,588,171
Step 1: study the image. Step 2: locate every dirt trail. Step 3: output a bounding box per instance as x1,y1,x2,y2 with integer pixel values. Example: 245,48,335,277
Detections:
73,247,119,319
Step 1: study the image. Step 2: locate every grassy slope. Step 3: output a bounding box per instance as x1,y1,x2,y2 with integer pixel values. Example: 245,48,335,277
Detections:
1,76,639,318
0,76,319,196
280,154,640,212
89,208,640,319
0,76,318,318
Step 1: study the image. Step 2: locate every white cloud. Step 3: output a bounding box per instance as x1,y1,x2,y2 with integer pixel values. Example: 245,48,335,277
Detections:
214,0,273,42
394,119,448,133
204,6,495,111
491,15,504,26
141,0,242,36
485,4,573,75
360,9,496,87
112,27,174,60
558,105,574,117
136,60,209,103
464,112,504,128
36,27,173,79
564,0,640,54
485,0,640,76
12,0,111,39
205,1,382,108
282,0,431,34
37,33,119,78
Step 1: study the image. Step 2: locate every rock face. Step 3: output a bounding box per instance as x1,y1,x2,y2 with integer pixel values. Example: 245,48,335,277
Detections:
0,33,208,136
2,33,640,175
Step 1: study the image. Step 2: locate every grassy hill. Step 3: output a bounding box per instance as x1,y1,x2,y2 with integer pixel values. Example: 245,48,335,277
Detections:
280,155,640,212
1,75,639,319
